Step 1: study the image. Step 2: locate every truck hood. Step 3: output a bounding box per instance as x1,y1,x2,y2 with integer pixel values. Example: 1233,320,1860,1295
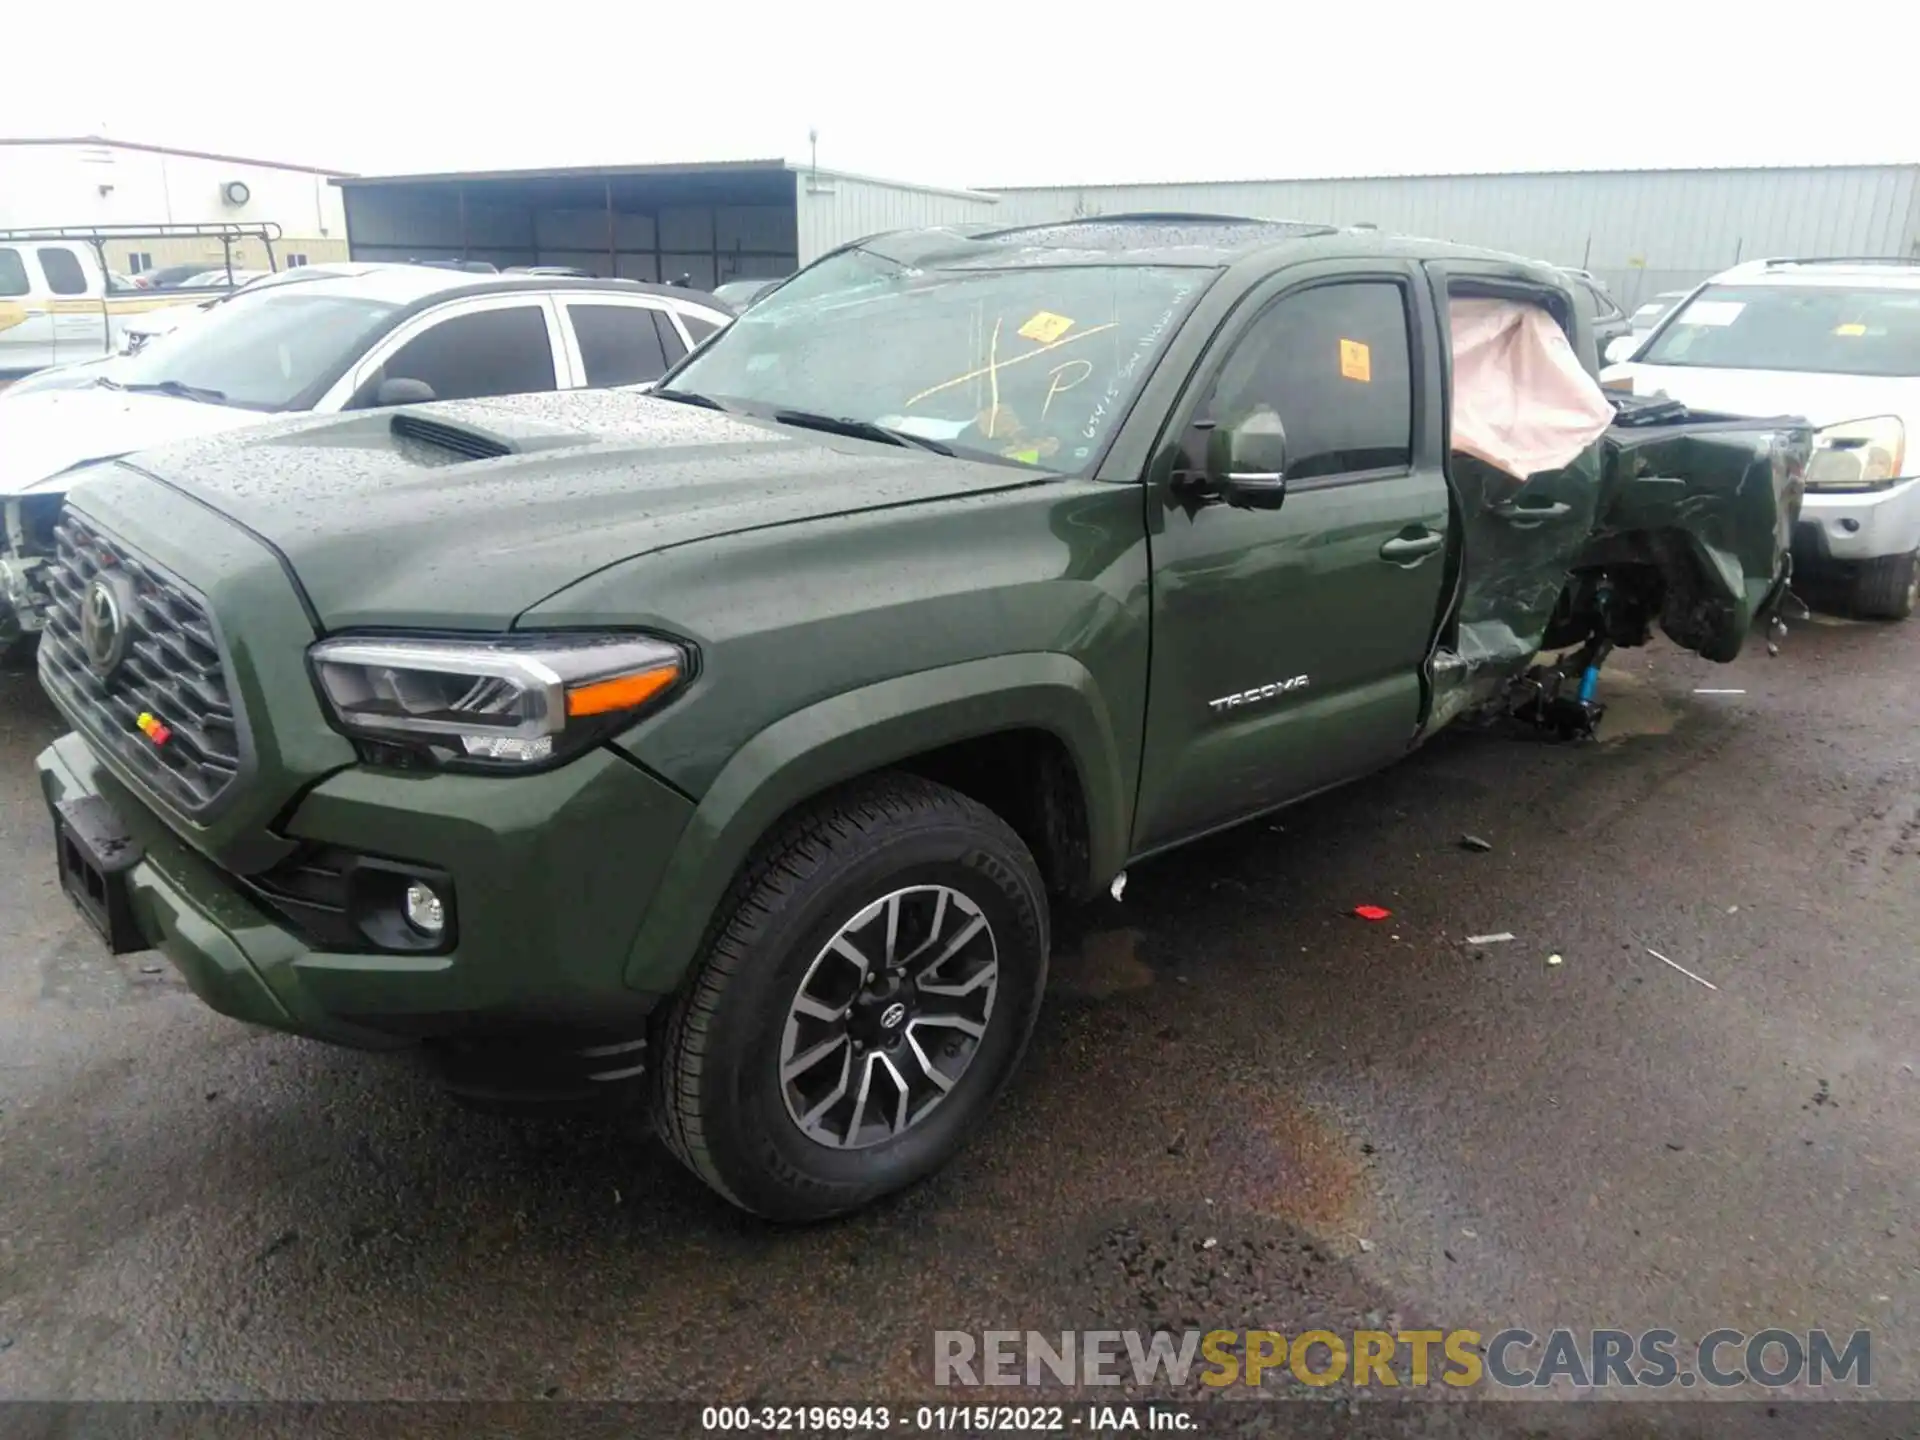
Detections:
0,386,266,495
1601,361,1918,435
113,390,1049,631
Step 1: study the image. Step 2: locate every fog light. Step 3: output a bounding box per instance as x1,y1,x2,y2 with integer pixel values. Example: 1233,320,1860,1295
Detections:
404,882,445,936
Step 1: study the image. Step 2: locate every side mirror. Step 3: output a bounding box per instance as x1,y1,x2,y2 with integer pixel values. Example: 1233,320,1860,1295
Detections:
373,376,437,408
1603,335,1639,366
1205,410,1290,509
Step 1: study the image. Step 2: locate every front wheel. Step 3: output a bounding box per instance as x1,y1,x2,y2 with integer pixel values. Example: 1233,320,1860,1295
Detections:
651,774,1049,1221
1852,549,1920,620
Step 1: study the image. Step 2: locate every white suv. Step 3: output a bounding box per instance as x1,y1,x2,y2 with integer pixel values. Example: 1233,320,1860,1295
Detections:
1602,258,1920,618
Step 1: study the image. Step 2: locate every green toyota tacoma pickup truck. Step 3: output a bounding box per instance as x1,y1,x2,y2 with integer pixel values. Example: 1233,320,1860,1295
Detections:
35,218,1810,1220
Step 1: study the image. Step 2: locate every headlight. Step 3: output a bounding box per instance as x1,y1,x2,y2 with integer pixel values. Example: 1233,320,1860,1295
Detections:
309,633,689,771
1805,416,1906,491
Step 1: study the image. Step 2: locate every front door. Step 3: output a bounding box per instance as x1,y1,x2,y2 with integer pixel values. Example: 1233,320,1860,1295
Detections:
38,244,106,367
0,246,56,375
1421,261,1607,721
1133,266,1453,852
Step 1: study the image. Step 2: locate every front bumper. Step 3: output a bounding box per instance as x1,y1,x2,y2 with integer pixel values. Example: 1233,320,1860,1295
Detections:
37,730,696,1048
1793,478,1920,567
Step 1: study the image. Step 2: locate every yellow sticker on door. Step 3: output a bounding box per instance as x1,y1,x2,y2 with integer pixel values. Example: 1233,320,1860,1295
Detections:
1340,338,1372,382
1019,311,1075,344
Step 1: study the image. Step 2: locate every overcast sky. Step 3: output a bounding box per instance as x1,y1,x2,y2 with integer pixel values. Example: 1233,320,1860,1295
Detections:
5,1,1916,188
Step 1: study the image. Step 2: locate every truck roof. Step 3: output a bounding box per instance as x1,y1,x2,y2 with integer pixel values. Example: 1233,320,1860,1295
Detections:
846,213,1563,279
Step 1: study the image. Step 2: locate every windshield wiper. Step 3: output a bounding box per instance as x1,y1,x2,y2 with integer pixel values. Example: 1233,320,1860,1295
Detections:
650,387,729,412
119,379,229,406
770,409,954,456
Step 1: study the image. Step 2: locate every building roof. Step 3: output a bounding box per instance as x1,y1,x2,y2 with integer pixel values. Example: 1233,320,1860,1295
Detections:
0,136,351,177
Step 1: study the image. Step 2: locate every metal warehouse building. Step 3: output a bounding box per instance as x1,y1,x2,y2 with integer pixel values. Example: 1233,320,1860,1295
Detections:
989,164,1920,308
334,159,1000,289
336,159,1920,308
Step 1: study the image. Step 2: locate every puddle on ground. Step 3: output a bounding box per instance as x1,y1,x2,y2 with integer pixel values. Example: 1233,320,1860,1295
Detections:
1217,1095,1370,1231
1596,669,1678,743
1050,927,1155,999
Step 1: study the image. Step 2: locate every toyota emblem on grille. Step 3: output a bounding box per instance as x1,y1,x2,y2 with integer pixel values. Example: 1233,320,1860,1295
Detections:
79,574,136,676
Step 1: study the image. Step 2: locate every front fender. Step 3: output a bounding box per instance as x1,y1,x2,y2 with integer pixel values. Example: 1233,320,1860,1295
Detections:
620,651,1130,993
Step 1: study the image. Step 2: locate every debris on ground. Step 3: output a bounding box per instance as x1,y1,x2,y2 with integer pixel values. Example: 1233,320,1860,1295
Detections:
1201,1237,1218,1250
1547,953,1564,967
1460,834,1494,852
1693,688,1746,695
1645,946,1718,991
1357,1238,1375,1253
1353,905,1392,921
1466,932,1515,946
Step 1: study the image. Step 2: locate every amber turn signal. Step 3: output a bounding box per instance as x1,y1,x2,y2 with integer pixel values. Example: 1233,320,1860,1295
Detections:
565,664,681,718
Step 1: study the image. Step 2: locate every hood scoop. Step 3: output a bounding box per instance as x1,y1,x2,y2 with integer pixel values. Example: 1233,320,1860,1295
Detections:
389,412,518,463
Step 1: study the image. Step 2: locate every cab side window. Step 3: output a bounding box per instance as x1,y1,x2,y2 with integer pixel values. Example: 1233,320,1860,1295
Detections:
37,248,88,296
1202,282,1414,480
0,248,29,298
380,305,558,402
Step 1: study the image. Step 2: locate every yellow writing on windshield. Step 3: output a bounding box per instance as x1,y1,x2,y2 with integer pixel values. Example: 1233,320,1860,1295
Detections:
1042,359,1093,419
904,322,1119,408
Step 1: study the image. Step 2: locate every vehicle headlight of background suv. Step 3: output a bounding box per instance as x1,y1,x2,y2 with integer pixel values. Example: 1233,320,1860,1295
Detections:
1805,415,1906,492
310,634,691,771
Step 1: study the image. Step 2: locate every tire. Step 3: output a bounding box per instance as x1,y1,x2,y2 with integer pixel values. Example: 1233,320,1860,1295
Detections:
1852,550,1920,620
651,773,1049,1221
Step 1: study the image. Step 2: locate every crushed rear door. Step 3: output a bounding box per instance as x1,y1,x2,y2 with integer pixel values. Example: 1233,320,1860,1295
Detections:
1573,397,1811,662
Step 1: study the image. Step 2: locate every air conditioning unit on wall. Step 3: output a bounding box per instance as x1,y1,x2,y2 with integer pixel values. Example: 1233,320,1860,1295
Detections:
219,179,252,207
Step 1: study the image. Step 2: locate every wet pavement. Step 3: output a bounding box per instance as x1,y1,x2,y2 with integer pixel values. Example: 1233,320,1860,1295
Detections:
0,617,1915,1422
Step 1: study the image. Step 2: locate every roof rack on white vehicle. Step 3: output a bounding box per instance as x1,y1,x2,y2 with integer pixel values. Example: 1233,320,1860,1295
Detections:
1758,256,1920,270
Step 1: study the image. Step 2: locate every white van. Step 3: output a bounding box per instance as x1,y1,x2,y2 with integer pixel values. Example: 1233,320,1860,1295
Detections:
0,226,272,378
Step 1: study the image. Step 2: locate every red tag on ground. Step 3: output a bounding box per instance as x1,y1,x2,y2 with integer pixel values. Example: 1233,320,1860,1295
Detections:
1353,905,1392,921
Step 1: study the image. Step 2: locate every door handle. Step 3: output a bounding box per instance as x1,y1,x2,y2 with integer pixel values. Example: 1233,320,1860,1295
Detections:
1491,499,1574,524
1379,531,1445,562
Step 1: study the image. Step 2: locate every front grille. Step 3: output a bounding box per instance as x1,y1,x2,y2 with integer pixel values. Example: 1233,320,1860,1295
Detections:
38,514,245,816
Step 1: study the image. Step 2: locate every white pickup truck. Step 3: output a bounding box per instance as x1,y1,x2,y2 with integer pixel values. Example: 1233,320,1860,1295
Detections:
0,224,281,378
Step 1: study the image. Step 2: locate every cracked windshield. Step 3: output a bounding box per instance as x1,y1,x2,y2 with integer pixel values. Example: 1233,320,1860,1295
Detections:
669,245,1207,472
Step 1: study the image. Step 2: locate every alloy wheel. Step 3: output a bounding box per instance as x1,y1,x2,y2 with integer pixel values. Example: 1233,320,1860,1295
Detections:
778,884,999,1149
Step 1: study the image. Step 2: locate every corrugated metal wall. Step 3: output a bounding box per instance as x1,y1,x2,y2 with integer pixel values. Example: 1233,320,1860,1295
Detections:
987,167,1920,308
794,172,1000,264
341,183,798,287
